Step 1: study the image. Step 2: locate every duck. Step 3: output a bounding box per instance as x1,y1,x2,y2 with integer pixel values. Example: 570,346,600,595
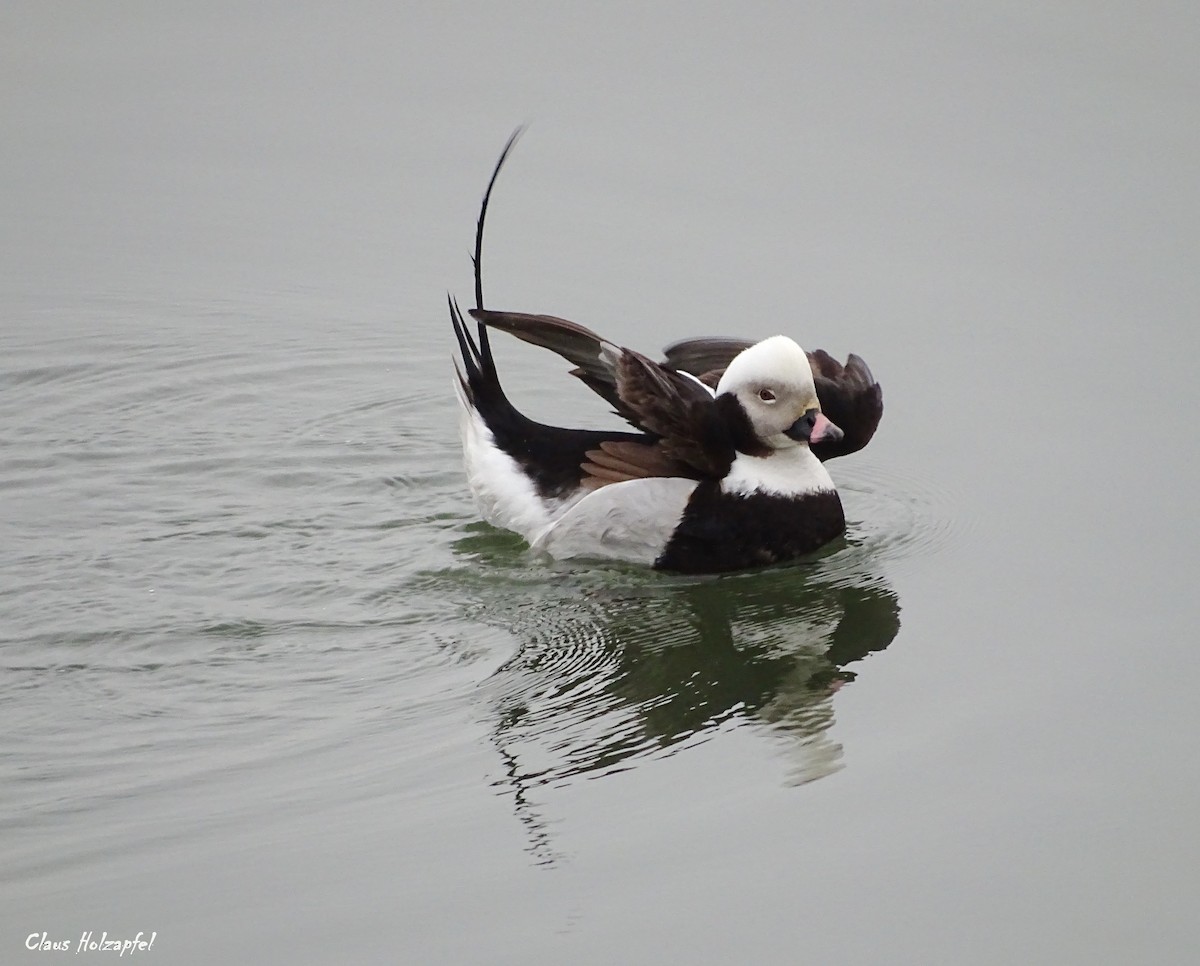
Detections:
449,132,883,574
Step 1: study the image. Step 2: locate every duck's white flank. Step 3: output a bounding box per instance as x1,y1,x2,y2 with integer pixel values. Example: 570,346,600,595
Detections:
531,477,698,564
721,446,835,498
456,379,564,539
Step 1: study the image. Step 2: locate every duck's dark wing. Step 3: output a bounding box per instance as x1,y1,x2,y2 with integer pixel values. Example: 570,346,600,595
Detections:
805,350,883,460
470,308,644,427
664,337,883,461
611,348,734,478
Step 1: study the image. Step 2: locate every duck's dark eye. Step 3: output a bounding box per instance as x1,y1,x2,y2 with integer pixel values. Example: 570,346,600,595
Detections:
758,388,777,402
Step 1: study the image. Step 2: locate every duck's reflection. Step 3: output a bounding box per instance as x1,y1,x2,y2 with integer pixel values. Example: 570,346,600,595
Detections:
465,548,900,860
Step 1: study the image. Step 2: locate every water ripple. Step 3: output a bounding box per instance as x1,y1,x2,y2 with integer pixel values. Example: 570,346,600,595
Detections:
0,311,495,888
833,453,962,569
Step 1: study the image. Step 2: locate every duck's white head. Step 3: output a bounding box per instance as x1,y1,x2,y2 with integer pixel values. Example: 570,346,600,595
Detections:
716,335,842,450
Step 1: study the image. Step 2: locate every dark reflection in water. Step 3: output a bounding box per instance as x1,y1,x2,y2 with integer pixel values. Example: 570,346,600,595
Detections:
448,533,900,863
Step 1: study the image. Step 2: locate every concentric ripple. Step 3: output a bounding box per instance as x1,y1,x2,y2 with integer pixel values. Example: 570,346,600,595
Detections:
832,453,962,572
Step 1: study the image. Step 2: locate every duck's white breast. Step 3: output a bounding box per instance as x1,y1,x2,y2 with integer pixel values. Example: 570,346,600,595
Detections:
721,447,834,498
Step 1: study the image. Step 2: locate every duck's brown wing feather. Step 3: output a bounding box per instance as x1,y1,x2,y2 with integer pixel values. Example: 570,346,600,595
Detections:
579,439,698,490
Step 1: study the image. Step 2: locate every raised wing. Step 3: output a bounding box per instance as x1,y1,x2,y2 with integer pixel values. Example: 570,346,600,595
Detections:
805,349,883,461
470,308,644,427
612,348,733,478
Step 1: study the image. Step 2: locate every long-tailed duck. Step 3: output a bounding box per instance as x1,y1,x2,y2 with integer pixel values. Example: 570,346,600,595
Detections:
450,133,883,574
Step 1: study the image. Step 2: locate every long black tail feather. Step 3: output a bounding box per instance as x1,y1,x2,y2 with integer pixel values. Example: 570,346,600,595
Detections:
472,126,525,364
452,131,656,500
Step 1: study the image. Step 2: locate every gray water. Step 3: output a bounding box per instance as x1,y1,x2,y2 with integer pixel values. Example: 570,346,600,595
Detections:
3,4,1198,964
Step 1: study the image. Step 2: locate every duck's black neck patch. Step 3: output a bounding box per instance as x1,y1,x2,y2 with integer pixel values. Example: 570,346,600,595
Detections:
654,484,845,574
714,393,771,458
